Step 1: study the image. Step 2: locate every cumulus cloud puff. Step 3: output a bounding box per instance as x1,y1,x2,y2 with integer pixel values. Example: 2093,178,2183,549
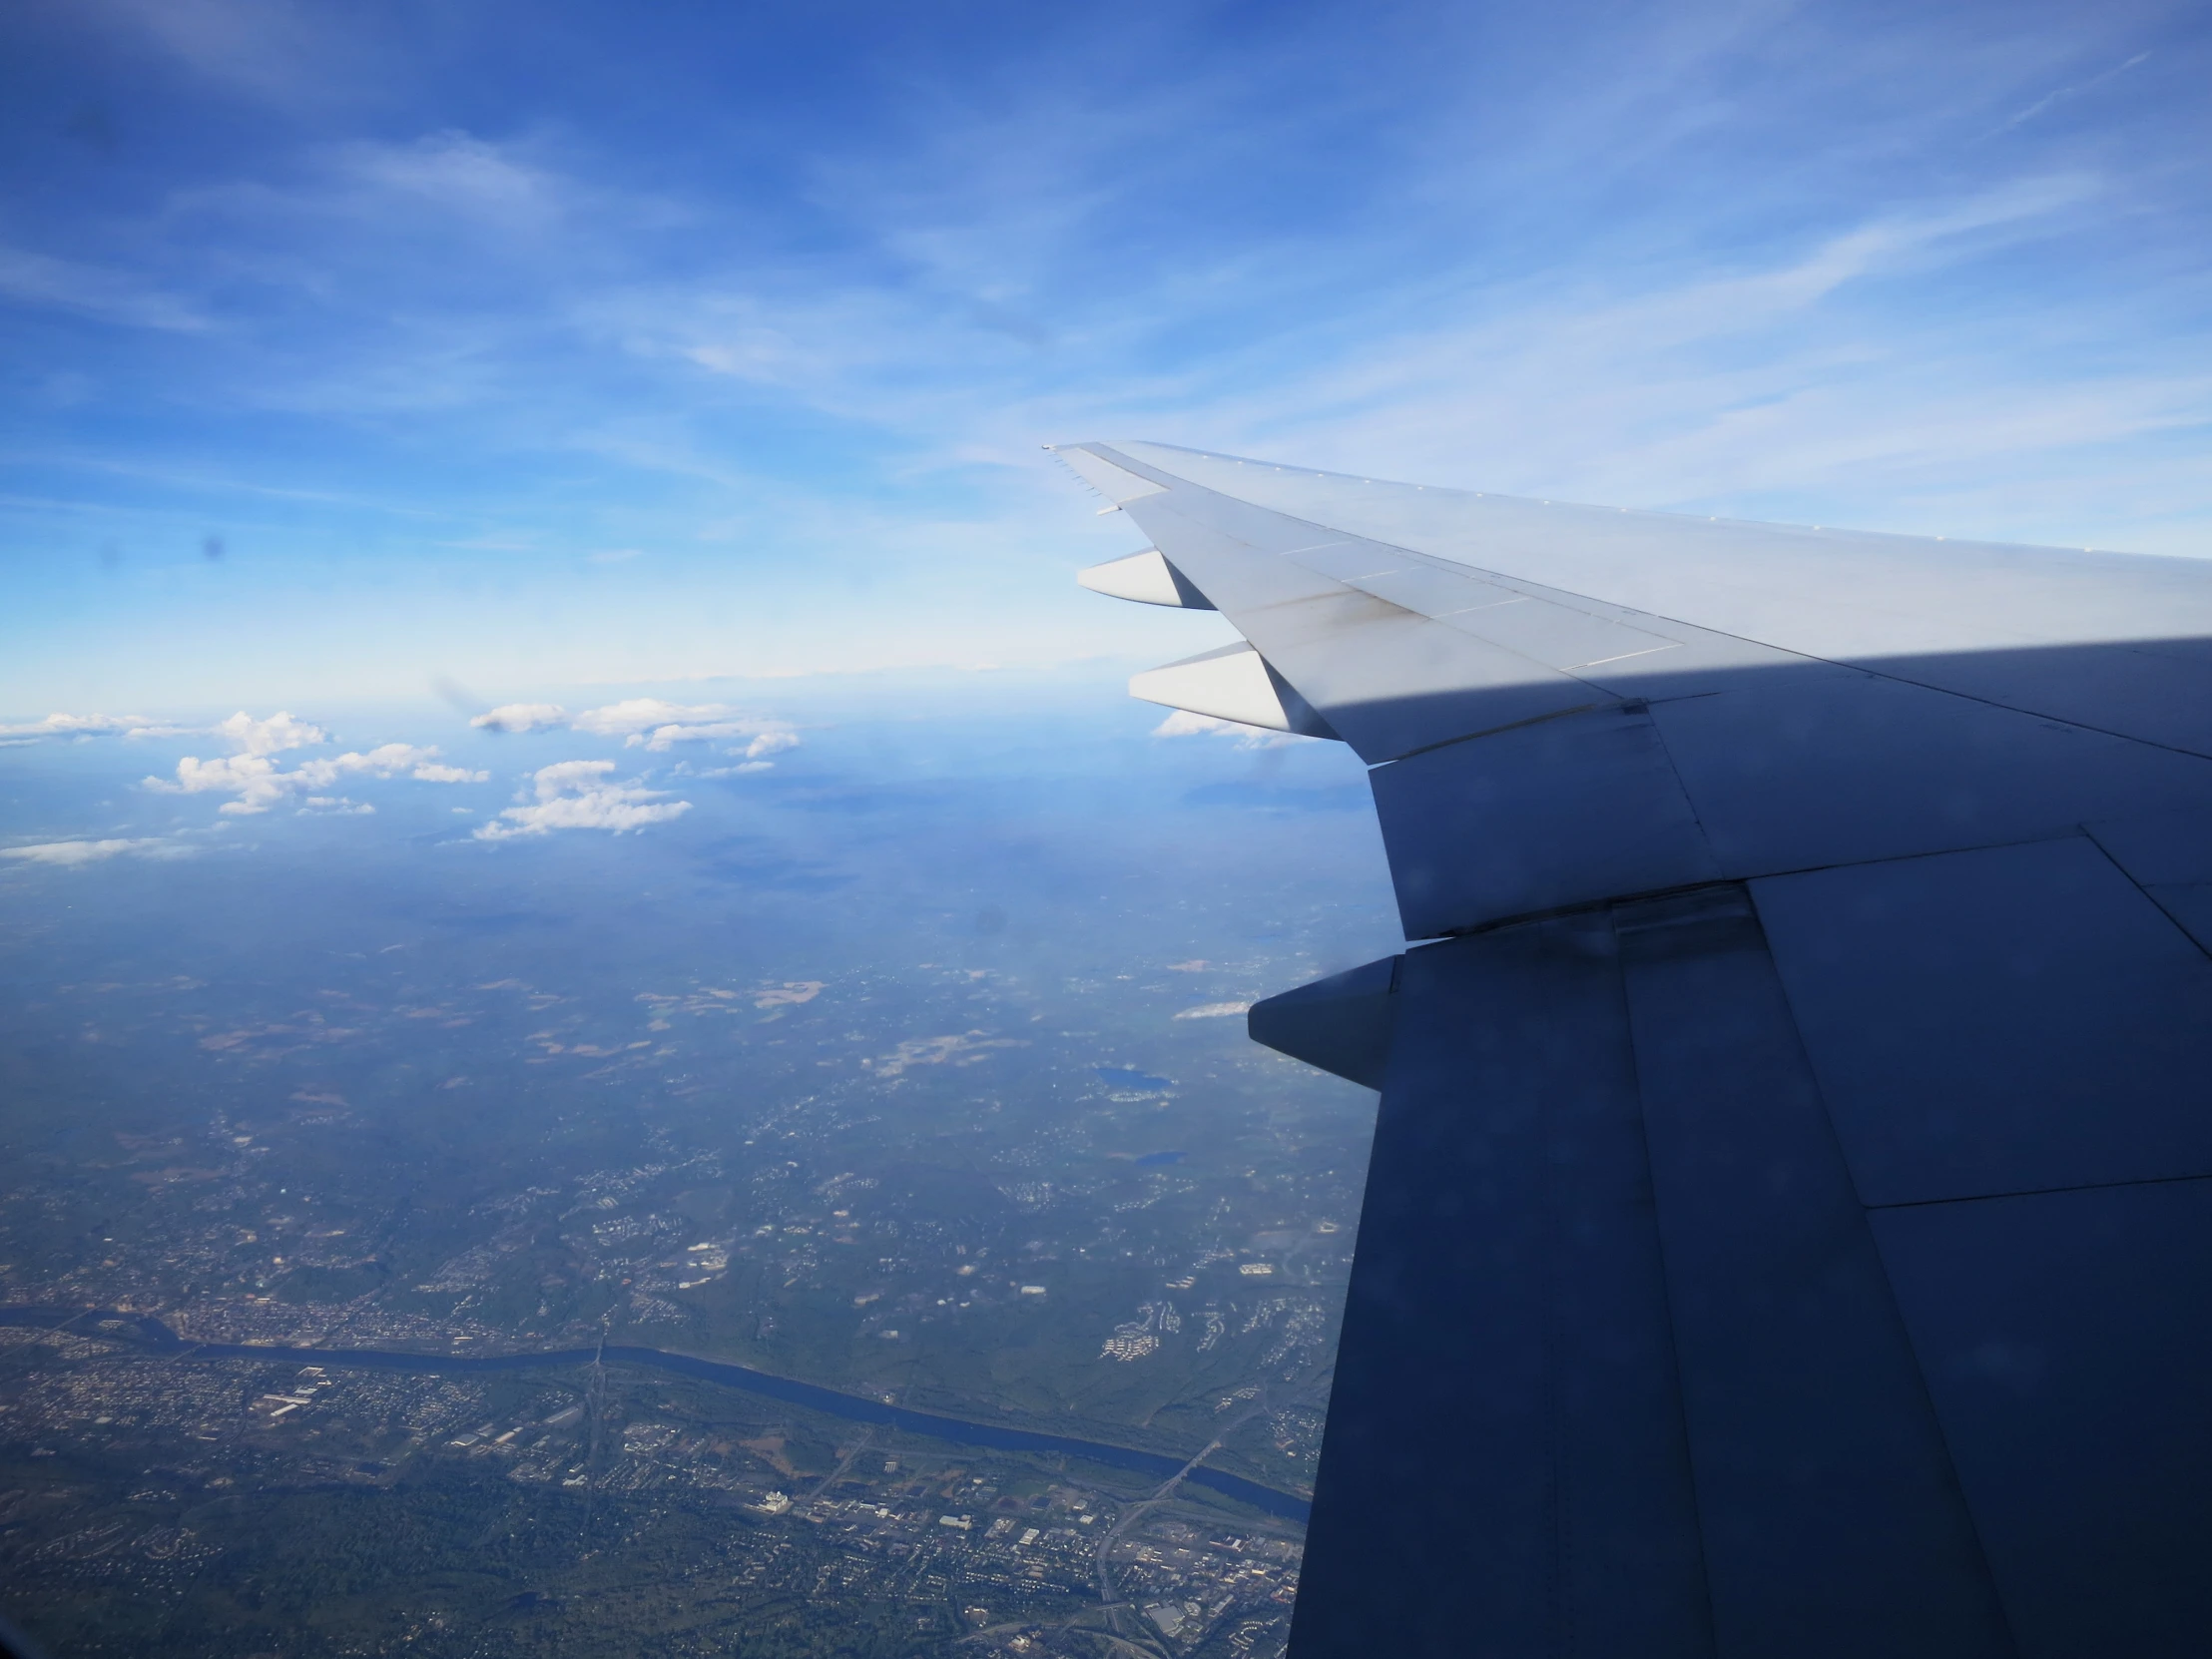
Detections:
473,760,692,840
144,713,489,815
737,730,800,760
471,703,568,733
213,710,326,755
2,837,194,866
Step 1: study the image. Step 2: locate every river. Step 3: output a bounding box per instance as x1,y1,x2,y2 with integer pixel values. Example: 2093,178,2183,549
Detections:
0,1306,1310,1523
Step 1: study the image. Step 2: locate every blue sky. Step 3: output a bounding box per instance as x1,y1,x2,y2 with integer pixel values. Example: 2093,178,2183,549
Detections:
2,0,2208,713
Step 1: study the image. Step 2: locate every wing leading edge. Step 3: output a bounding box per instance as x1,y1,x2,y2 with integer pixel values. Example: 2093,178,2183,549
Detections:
1058,440,2212,1658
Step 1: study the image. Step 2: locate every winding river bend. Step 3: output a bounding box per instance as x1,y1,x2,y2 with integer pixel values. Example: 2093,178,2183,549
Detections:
0,1307,1311,1523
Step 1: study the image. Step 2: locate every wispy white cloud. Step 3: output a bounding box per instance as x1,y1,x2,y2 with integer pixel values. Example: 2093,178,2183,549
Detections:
471,703,569,733
2,836,194,866
0,245,209,333
5,1,2208,712
1991,50,2153,136
571,699,800,756
473,760,691,840
465,699,800,764
0,711,156,739
91,0,357,107
332,131,570,235
1146,177,2148,509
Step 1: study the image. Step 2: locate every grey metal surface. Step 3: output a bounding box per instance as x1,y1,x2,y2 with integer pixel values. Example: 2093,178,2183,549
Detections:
1106,440,2212,757
1752,836,2212,1205
1646,666,2212,881
1873,1179,2212,1659
1070,440,2212,940
1290,915,1712,1658
1138,499,1603,762
2086,807,2212,953
1617,888,2012,1658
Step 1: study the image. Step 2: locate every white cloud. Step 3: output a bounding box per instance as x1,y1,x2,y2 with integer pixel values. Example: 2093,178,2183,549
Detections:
467,700,801,758
2,837,193,867
571,699,800,755
695,761,777,778
297,796,374,816
213,710,326,755
1152,710,1235,738
473,760,692,840
471,703,568,733
568,698,719,736
96,0,351,108
144,717,486,814
0,712,155,739
154,752,298,814
289,742,430,785
0,244,209,332
1173,1001,1252,1020
1151,710,1311,750
334,131,568,236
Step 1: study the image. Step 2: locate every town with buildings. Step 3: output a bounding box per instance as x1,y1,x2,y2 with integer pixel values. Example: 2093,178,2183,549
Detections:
0,860,1377,1656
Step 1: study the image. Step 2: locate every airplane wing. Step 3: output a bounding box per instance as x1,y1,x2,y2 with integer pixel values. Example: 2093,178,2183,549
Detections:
1057,439,2212,1659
